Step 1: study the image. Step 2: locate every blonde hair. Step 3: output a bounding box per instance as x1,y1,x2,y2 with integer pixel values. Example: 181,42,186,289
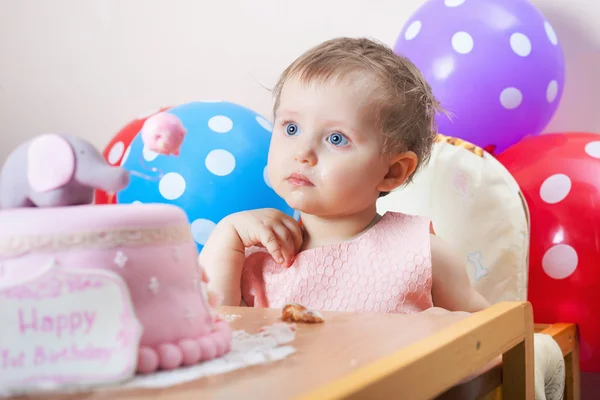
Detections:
272,37,444,186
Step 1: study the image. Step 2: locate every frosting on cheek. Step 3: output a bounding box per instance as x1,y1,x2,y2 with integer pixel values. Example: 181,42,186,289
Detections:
289,191,306,200
318,169,330,182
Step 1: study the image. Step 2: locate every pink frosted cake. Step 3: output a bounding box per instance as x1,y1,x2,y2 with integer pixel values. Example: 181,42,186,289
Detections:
0,203,232,382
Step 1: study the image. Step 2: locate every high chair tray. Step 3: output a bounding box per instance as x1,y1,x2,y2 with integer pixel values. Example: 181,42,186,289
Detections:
16,302,540,399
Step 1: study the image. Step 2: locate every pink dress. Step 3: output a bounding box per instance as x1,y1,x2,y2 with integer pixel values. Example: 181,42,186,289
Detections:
240,212,434,314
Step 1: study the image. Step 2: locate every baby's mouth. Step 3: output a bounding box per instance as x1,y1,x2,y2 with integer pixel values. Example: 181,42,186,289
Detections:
286,172,314,187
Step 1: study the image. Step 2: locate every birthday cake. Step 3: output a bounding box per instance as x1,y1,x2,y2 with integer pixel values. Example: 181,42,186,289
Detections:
0,130,231,394
0,204,232,386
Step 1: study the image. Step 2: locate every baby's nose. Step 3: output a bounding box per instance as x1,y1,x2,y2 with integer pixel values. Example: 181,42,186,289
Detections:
294,145,317,165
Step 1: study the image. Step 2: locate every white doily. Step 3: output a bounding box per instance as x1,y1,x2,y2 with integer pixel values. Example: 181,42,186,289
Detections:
123,322,297,389
0,322,297,396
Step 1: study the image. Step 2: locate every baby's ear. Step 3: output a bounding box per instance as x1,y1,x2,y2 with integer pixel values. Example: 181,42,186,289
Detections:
376,151,418,193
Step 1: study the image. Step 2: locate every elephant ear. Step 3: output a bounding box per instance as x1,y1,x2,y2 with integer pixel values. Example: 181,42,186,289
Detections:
27,134,75,192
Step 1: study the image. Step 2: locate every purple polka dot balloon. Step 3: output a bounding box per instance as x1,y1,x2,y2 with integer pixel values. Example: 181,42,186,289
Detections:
394,0,565,154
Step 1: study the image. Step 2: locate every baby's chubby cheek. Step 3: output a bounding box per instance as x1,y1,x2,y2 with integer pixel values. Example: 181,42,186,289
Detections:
266,162,280,187
318,162,365,186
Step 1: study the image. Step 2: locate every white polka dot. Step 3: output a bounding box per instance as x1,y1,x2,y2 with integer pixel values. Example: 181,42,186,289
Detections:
191,218,217,245
256,115,273,132
510,33,532,57
263,166,271,188
445,0,466,6
546,80,559,103
120,146,131,166
540,173,571,204
205,149,236,176
544,21,558,45
208,115,233,133
143,147,159,161
404,20,422,41
585,141,600,158
542,244,578,279
158,172,186,200
108,141,125,165
132,200,142,205
451,31,474,54
293,210,301,221
499,87,523,109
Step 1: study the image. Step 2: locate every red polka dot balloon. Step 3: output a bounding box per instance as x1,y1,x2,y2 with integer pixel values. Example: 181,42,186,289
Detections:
497,132,600,372
95,107,171,204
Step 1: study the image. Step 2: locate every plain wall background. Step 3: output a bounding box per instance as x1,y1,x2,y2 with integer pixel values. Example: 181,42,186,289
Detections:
0,0,599,163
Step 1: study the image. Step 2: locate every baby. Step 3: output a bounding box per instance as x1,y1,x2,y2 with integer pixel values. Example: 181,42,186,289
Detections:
200,37,490,314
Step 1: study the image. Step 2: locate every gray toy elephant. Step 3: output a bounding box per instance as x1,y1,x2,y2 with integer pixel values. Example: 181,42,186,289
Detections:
0,133,130,209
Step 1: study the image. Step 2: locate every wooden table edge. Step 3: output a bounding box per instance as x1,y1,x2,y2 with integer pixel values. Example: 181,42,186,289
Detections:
296,301,535,400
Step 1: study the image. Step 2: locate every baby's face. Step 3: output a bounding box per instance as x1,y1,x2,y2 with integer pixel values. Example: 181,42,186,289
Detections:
267,76,391,217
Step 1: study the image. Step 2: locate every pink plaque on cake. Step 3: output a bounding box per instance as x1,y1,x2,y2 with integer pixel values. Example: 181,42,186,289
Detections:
0,260,142,392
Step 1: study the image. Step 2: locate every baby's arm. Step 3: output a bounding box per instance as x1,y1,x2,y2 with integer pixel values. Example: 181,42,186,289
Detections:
199,209,303,307
199,217,247,306
430,234,490,312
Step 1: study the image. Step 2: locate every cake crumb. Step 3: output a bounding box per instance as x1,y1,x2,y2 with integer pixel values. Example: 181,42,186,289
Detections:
281,303,325,323
223,314,241,322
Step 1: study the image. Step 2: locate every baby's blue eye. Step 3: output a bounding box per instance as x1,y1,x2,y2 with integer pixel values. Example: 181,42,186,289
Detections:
285,123,299,136
327,132,349,146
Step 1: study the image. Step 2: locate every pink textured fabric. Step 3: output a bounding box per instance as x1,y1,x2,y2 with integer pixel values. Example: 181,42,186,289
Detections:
241,212,434,314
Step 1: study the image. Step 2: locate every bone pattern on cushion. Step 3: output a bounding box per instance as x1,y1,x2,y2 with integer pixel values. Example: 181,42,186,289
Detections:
0,203,232,373
376,134,530,304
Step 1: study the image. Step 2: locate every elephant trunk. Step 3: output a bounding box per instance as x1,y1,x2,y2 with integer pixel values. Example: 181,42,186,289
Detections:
77,165,130,193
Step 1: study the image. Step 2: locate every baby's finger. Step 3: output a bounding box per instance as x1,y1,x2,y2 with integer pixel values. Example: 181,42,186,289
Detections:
281,217,303,254
259,226,284,264
271,223,296,266
201,268,209,283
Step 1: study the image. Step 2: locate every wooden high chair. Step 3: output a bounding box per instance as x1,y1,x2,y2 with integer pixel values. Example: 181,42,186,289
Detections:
436,322,579,399
376,134,580,399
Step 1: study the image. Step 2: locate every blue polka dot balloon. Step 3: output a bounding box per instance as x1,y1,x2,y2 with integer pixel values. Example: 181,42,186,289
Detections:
117,101,296,252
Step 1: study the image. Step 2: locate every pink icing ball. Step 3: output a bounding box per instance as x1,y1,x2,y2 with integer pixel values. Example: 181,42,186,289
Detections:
157,343,184,370
141,112,187,156
137,347,159,374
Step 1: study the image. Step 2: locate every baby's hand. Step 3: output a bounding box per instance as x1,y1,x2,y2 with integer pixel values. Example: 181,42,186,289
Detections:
200,208,302,306
230,208,303,267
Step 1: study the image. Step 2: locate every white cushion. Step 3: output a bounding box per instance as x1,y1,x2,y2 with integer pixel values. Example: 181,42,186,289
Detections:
376,134,530,304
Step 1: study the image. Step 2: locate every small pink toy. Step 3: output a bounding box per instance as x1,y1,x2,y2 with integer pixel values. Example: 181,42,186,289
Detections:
141,112,187,156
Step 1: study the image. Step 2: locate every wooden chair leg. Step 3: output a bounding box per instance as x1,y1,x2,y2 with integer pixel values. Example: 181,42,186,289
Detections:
502,305,535,399
564,328,581,400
